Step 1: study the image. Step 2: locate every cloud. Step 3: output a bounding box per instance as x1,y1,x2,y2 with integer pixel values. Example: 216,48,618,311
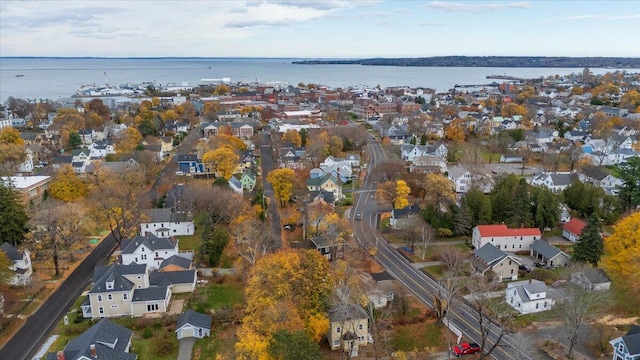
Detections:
548,14,640,21
424,1,531,13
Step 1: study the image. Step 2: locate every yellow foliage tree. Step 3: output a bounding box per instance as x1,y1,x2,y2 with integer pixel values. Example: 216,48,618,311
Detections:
236,249,331,359
602,212,640,289
266,168,296,207
375,181,397,208
329,135,343,157
49,164,89,202
116,127,143,154
445,119,466,142
394,180,410,209
209,134,247,152
202,147,239,180
422,173,455,211
501,103,528,117
281,129,302,147
0,127,25,145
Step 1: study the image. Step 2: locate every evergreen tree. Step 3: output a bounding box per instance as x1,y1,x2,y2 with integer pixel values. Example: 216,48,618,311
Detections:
490,174,519,223
454,197,473,235
420,133,428,145
68,131,82,150
617,157,640,211
573,214,604,267
299,128,308,147
506,178,532,228
0,183,29,246
465,188,492,225
199,217,229,267
531,186,560,230
268,330,323,360
410,136,417,145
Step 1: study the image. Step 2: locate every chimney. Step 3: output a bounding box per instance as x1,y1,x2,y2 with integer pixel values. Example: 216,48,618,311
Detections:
90,344,97,358
57,351,65,360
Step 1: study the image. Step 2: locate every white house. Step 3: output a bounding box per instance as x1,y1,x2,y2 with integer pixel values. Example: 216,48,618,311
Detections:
176,310,212,340
400,143,448,162
228,176,243,195
448,165,472,193
528,172,574,192
505,279,556,314
140,208,194,237
120,234,179,271
609,325,640,360
0,242,33,286
471,225,542,252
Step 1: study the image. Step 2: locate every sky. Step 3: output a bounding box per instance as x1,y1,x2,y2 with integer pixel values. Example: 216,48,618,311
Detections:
1,0,639,58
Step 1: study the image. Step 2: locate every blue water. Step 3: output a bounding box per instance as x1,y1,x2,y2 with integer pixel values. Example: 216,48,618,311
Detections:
0,57,631,103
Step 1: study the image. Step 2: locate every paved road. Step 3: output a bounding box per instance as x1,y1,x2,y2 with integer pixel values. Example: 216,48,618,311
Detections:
0,232,118,360
0,125,203,360
351,139,537,360
259,131,282,247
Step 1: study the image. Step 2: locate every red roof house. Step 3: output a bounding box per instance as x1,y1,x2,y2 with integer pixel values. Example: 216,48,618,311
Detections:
562,218,586,243
472,225,542,252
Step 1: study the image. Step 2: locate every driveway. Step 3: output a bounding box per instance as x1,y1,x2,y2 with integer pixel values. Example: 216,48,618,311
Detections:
177,337,196,360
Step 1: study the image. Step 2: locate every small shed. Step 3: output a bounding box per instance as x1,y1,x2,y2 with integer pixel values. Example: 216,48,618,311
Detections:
571,268,611,291
530,239,571,268
562,218,586,242
176,309,212,340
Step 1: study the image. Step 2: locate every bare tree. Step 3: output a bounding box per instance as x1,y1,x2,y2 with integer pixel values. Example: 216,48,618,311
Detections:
404,220,434,261
465,277,514,360
233,217,277,266
185,184,243,226
433,246,467,323
559,267,610,359
370,160,406,182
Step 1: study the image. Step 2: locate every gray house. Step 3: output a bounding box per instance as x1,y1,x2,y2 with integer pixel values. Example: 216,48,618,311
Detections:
176,309,212,340
46,318,137,360
530,239,571,268
390,203,422,229
571,268,611,291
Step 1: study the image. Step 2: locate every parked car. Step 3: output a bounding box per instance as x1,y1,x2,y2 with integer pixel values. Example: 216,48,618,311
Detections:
534,262,546,268
355,213,362,221
518,264,531,273
452,342,481,357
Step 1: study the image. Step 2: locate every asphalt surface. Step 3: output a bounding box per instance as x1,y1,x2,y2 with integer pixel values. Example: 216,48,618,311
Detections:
351,139,537,360
0,232,118,360
0,125,203,360
259,131,282,247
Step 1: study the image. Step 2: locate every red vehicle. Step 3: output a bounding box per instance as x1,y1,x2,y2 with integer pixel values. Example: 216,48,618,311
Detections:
451,342,482,357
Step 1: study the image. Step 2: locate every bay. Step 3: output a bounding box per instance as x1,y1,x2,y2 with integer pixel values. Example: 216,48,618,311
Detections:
0,57,631,103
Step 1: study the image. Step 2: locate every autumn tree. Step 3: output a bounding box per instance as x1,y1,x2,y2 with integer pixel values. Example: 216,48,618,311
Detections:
394,180,410,209
602,212,640,295
186,184,243,226
281,129,302,147
116,127,143,154
370,160,406,182
375,180,410,209
0,252,13,285
307,131,329,166
202,147,239,180
0,127,27,174
207,133,247,152
49,164,89,202
28,200,88,277
236,249,331,359
328,135,343,157
422,173,455,213
0,183,29,246
445,119,466,142
501,103,527,118
267,168,296,207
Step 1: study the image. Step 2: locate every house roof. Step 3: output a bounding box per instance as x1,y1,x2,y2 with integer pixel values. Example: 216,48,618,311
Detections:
329,303,368,322
309,189,335,204
475,225,541,237
508,279,549,302
622,325,640,355
474,243,511,267
448,165,469,179
0,242,23,261
228,176,242,188
392,203,421,220
90,264,146,294
306,173,339,187
574,268,611,285
176,154,198,162
563,218,586,236
531,239,569,261
579,166,610,181
149,270,196,287
131,286,169,302
176,309,212,330
45,319,136,360
121,234,177,254
159,255,192,271
549,173,574,186
142,208,190,224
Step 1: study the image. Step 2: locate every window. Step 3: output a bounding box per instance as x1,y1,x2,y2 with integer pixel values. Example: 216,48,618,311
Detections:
106,281,113,290
137,276,141,279
336,327,341,333
97,295,102,302
519,244,522,249
141,247,144,251
141,254,147,260
512,245,515,249
520,236,523,240
544,302,547,308
333,340,340,347
536,303,539,309
111,304,118,309
173,229,177,233
155,252,159,257
107,294,112,300
98,307,104,315
511,269,514,274
123,293,128,300
134,257,138,262
358,324,363,330
147,303,159,312
618,344,624,352
146,224,149,229
509,260,512,265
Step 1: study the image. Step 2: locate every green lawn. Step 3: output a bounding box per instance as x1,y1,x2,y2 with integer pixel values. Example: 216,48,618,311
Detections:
422,264,446,279
189,282,245,313
179,215,205,251
392,321,445,352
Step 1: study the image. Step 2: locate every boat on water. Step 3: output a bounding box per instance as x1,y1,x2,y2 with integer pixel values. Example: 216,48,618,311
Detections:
15,74,24,77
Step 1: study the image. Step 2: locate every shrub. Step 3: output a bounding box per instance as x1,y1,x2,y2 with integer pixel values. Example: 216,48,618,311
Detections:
154,330,177,356
436,228,453,237
143,326,153,339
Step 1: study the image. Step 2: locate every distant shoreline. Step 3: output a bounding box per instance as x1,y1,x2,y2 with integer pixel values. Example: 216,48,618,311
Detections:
292,56,640,69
